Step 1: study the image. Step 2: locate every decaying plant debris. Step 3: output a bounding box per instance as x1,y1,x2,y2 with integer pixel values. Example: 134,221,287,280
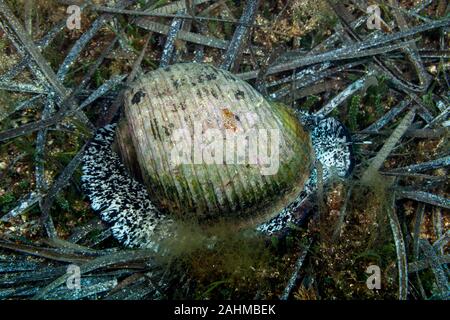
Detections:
0,0,448,300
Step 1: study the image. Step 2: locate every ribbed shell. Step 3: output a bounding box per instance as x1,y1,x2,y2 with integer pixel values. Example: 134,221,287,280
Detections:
116,63,313,227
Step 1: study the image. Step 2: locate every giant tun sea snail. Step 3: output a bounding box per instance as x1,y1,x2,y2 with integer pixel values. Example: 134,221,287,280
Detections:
81,63,354,250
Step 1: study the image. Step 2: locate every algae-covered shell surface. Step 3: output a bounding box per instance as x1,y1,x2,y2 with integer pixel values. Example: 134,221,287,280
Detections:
115,63,313,226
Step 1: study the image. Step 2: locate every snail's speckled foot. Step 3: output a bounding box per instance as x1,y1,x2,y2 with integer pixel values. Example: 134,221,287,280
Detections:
81,124,174,250
256,115,354,235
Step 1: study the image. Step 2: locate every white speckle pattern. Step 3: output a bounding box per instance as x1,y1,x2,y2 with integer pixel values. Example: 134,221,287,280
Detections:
256,115,354,235
81,115,354,247
81,124,174,250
